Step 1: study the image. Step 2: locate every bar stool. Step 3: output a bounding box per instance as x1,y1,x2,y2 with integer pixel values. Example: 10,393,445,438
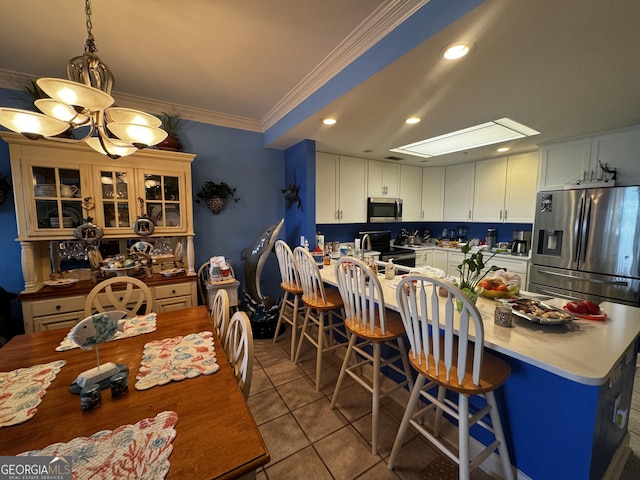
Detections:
330,257,413,456
293,246,347,392
273,240,304,360
388,275,514,480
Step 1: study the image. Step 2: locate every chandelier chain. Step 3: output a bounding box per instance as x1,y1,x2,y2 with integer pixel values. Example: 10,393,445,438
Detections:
84,0,97,53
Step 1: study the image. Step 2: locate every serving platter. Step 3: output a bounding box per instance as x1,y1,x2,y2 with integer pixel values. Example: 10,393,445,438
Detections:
505,298,575,325
43,278,80,287
160,268,184,277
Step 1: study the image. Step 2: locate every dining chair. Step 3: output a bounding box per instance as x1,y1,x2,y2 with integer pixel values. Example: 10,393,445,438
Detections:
388,275,514,480
225,311,254,400
273,240,304,360
84,276,153,318
210,289,230,355
330,257,413,455
293,246,348,392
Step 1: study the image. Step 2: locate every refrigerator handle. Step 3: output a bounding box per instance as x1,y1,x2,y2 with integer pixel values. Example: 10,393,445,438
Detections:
537,269,629,286
581,197,592,263
574,196,585,264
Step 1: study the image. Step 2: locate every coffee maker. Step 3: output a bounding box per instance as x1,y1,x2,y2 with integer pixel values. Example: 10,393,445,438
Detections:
511,230,531,256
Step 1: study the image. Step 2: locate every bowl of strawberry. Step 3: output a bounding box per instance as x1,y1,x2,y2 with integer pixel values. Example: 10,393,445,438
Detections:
563,300,607,320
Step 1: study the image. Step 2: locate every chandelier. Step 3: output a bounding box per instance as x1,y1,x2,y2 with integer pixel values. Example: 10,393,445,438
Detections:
0,0,167,159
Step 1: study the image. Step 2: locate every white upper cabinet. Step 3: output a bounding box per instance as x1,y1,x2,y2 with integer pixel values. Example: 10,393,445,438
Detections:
590,125,640,187
473,158,507,222
316,152,366,224
368,160,399,197
538,123,640,190
444,163,475,221
538,138,592,190
473,152,539,223
504,151,539,223
399,165,422,221
421,166,444,221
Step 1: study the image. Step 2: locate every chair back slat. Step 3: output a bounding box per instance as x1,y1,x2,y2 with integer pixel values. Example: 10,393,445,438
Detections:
225,311,254,399
275,240,301,289
293,247,327,306
396,275,485,386
210,289,230,352
84,277,153,318
334,257,386,334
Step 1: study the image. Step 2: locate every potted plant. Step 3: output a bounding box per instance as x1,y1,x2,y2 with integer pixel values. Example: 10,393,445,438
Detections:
456,244,502,310
157,112,183,151
196,181,240,214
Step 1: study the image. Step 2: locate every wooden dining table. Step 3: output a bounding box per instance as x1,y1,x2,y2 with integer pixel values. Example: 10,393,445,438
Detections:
0,305,269,479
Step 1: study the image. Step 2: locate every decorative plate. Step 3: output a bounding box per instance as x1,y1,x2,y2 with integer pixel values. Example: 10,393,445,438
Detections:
160,268,184,277
73,222,104,244
43,278,80,287
133,217,155,236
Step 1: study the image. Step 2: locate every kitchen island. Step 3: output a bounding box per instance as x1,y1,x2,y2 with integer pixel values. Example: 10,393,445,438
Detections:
320,263,640,479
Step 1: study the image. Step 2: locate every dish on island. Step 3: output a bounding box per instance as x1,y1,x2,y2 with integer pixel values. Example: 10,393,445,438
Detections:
160,268,184,277
43,278,80,287
505,298,575,325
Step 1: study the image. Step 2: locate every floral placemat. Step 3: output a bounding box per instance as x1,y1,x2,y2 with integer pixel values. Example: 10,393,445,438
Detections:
56,313,158,351
19,410,178,480
135,331,219,390
0,360,66,428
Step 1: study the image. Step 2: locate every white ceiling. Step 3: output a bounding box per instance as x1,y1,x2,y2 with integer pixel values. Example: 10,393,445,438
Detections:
1,0,640,167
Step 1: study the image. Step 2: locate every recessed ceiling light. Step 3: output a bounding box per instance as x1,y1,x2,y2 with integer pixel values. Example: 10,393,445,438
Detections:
390,118,540,158
405,117,421,124
322,118,337,125
443,42,475,60
497,147,510,153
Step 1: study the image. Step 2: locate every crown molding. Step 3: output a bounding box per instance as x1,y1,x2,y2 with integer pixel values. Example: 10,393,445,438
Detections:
260,0,429,129
0,0,426,136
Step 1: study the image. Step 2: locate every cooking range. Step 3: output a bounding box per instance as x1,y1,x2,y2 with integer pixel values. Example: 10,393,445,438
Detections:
359,230,416,267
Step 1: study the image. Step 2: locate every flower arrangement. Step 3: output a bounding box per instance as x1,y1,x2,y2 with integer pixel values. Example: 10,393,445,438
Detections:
456,244,503,303
196,181,240,203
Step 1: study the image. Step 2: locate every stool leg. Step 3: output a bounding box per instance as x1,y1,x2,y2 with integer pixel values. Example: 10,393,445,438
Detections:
273,291,289,344
371,342,381,456
433,386,446,437
289,294,299,362
330,333,357,409
315,311,324,392
486,391,514,480
459,394,470,480
388,373,426,470
294,307,311,364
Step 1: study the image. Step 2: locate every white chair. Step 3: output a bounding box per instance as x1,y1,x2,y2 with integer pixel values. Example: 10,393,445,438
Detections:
198,260,238,312
210,289,230,354
293,246,347,392
388,275,514,480
273,240,304,360
225,311,254,400
330,257,414,455
84,276,153,317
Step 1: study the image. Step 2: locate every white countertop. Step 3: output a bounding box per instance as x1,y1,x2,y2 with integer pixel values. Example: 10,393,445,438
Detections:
320,261,640,386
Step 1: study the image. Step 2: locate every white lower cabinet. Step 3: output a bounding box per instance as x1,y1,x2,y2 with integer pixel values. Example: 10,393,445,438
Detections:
432,250,448,272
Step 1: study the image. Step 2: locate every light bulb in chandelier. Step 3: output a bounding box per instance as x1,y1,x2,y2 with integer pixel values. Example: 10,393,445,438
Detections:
0,0,168,159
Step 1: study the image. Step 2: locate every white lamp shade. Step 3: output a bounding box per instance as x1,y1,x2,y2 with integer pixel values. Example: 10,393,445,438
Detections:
86,137,137,157
107,122,167,147
35,99,90,126
37,78,114,112
0,108,70,137
105,107,162,127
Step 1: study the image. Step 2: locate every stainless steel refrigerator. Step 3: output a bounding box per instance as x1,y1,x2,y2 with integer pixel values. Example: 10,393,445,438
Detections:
529,186,640,305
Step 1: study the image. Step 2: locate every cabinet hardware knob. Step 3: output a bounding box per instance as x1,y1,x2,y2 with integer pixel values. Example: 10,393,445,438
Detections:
172,290,176,294
55,305,61,310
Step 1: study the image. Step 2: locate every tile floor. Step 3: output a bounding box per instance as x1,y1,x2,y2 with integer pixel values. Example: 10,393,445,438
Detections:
247,326,640,480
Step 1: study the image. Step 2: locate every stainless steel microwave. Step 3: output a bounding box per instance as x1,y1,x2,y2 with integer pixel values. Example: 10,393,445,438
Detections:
367,197,402,223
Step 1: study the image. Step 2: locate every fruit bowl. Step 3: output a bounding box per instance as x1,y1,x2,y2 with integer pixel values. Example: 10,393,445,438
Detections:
478,285,519,299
